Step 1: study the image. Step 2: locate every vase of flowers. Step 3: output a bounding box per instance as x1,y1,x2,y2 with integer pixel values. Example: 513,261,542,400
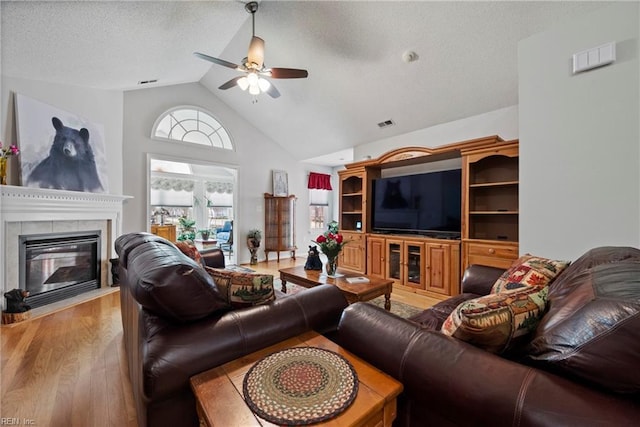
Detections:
0,142,20,185
313,222,346,277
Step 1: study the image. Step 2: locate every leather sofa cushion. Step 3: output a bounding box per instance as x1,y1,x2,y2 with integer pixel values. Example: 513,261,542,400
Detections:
127,240,228,322
528,246,640,394
115,232,174,269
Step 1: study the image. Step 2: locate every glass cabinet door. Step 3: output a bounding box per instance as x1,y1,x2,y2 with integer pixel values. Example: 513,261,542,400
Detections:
386,242,402,281
406,243,423,287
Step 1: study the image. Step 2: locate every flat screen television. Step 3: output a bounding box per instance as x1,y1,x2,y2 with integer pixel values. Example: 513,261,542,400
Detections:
371,169,461,237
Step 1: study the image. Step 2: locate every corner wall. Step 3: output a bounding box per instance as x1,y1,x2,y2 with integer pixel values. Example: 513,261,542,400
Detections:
122,82,333,264
518,3,640,260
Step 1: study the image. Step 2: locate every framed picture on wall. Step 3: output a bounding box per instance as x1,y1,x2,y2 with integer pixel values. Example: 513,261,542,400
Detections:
272,170,288,197
15,93,109,193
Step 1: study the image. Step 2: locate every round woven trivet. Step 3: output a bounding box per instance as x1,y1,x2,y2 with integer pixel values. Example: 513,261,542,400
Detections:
243,346,359,425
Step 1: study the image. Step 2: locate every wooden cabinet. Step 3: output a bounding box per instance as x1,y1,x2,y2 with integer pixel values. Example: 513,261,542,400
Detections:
425,242,460,296
338,231,366,273
336,137,514,298
464,241,518,270
386,239,425,290
338,168,365,232
380,236,461,298
264,194,297,262
366,235,386,278
462,142,519,270
151,224,176,242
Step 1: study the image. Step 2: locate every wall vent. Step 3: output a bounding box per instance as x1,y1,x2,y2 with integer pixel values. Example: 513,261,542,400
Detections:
377,119,395,128
138,79,158,85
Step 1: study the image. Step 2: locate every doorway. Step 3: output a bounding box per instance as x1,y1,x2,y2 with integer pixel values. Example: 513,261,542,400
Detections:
147,155,237,264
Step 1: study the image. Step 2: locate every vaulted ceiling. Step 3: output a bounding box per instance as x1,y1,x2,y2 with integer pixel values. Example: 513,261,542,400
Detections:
1,1,607,165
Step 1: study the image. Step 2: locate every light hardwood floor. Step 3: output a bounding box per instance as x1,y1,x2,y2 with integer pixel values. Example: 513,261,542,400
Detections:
1,290,137,427
0,258,438,426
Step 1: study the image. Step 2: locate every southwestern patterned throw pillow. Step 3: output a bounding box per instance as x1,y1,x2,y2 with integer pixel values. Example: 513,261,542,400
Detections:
205,267,275,308
441,285,549,353
490,255,570,294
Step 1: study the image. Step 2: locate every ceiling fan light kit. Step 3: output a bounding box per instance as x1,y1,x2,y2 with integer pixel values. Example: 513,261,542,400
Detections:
194,1,308,100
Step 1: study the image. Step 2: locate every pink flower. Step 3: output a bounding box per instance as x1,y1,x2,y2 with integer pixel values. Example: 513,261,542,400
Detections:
0,142,20,159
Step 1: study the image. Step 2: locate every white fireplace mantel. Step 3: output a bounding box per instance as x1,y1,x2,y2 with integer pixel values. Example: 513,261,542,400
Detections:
0,185,132,299
0,185,131,221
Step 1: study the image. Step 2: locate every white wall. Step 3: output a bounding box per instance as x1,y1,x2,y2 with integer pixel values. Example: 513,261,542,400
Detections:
352,105,519,161
0,76,123,193
518,2,640,260
122,82,333,264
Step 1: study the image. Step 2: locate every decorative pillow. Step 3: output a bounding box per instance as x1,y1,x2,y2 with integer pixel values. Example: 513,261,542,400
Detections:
175,240,204,266
205,267,275,308
441,285,549,354
491,255,570,294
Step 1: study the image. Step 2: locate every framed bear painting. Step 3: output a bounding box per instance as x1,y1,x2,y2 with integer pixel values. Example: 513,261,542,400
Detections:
15,93,109,193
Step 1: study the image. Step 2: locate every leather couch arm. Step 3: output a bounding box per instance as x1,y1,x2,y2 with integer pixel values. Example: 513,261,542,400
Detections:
200,247,225,268
337,303,640,426
138,284,348,401
460,264,505,295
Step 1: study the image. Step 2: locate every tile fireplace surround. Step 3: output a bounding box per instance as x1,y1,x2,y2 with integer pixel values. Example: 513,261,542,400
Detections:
0,185,130,310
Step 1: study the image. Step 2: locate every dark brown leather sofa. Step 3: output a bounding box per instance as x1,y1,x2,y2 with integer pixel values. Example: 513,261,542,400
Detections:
115,232,348,427
337,246,640,426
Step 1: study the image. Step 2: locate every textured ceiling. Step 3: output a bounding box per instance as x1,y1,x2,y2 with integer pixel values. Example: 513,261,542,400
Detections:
1,1,607,165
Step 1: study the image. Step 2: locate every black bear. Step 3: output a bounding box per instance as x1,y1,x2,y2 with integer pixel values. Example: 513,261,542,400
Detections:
304,245,323,270
381,180,408,209
27,117,103,192
4,289,31,313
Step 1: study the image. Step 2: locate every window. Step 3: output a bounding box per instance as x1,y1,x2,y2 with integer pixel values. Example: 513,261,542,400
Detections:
309,189,329,231
152,107,233,150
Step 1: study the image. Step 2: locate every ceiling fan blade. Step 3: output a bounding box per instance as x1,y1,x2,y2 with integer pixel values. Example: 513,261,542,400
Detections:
193,52,239,70
269,68,309,79
218,76,244,90
265,82,281,98
247,36,265,69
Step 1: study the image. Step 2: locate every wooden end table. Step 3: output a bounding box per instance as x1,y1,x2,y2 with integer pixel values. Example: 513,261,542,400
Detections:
279,266,393,310
190,331,403,427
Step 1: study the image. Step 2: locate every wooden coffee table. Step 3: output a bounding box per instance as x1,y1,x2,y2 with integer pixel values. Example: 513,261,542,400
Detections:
279,266,393,310
190,331,403,427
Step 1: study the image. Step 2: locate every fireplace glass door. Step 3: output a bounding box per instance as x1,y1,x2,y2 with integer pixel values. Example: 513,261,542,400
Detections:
19,231,101,308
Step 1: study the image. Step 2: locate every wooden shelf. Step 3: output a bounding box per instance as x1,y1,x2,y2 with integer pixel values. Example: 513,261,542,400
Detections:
470,211,519,215
462,142,519,269
469,181,518,188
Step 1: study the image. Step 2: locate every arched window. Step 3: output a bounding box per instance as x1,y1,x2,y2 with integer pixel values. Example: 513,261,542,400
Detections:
152,107,233,150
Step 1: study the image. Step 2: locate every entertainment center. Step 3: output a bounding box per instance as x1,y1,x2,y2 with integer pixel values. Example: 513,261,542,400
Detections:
338,135,519,299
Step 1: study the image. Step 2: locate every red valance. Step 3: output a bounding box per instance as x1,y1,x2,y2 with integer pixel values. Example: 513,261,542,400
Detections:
308,172,332,190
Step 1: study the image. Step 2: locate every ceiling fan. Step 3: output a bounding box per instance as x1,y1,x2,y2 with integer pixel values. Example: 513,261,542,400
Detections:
194,1,308,99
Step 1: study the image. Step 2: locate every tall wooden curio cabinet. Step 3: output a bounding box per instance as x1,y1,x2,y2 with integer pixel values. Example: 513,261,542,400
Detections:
264,193,297,262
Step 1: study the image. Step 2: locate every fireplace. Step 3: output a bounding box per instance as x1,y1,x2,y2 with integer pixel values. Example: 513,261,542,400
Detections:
1,185,130,312
19,231,101,308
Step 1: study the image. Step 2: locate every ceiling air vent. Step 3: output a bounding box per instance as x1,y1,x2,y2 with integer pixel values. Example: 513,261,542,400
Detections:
377,119,395,129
